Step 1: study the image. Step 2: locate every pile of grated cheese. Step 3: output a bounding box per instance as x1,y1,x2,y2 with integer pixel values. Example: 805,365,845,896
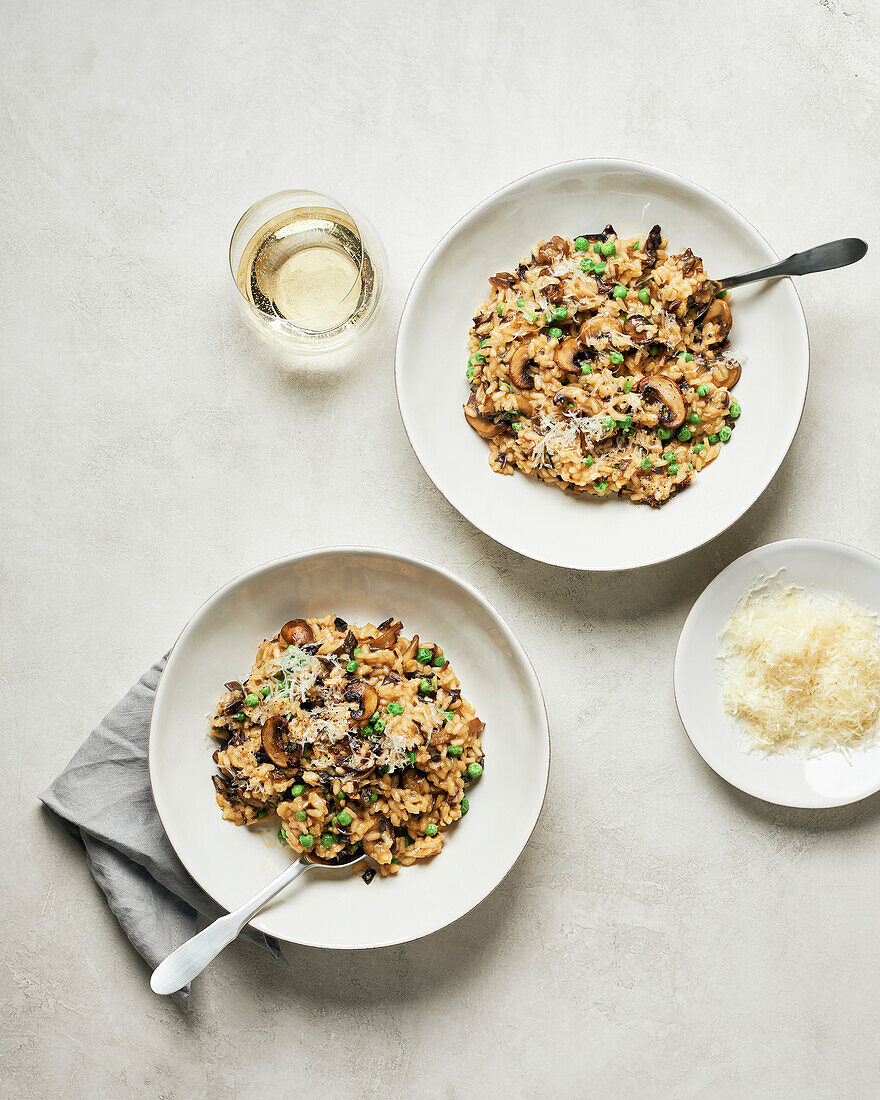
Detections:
719,581,880,756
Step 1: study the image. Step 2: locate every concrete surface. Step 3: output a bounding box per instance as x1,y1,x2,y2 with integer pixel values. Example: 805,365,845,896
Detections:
3,1,880,1096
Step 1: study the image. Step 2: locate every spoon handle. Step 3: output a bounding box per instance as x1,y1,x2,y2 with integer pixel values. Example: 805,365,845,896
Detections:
150,859,310,995
718,237,868,290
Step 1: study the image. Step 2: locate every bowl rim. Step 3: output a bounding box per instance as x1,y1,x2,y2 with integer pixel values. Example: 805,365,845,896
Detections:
673,536,880,808
394,156,811,571
148,544,551,948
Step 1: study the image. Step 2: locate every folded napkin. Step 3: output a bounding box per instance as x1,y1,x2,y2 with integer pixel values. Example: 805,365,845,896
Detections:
40,656,288,1011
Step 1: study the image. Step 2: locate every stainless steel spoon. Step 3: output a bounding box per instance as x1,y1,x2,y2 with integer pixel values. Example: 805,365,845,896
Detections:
718,237,867,290
150,851,370,995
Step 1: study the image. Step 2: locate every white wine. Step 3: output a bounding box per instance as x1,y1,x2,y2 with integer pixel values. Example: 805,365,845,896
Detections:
236,206,376,336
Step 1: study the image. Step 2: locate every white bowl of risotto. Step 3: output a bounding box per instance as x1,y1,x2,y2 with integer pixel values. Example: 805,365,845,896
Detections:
149,547,549,948
675,539,880,808
396,159,809,570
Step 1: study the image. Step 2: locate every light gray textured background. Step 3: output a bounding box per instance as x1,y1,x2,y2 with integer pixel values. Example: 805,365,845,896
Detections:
3,1,880,1096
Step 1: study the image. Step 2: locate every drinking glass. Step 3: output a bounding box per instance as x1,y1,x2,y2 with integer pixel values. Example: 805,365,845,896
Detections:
229,190,385,361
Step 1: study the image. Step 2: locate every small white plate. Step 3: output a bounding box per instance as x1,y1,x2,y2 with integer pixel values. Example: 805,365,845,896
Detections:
149,547,550,948
396,159,810,571
674,539,880,808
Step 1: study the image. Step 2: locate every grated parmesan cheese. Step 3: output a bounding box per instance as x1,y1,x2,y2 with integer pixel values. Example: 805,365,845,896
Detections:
718,580,880,756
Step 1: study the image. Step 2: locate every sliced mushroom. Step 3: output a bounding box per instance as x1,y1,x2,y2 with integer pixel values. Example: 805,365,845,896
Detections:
464,395,505,439
623,315,653,346
280,619,315,647
373,618,403,649
636,375,686,430
402,634,419,662
701,298,732,343
467,718,486,736
554,337,588,376
579,315,623,342
212,774,233,800
224,681,244,694
713,357,741,389
261,716,301,769
509,344,536,390
488,271,515,289
642,224,662,269
344,681,379,727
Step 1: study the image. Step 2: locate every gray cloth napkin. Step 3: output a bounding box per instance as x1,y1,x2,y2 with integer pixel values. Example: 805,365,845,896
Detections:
40,655,288,1011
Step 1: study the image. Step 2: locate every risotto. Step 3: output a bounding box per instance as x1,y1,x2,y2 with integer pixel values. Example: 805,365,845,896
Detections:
209,615,483,877
465,225,742,506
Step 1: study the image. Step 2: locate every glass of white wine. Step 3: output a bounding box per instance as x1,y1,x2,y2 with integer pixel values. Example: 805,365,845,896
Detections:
229,190,385,362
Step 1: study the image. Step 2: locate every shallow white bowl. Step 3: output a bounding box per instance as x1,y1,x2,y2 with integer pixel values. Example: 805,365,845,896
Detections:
149,547,549,948
675,539,880,808
396,159,809,571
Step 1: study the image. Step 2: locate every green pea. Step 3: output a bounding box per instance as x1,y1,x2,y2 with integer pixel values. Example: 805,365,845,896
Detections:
632,241,641,251
668,462,679,475
369,792,379,802
387,702,403,715
580,258,595,273
460,798,470,815
445,710,455,721
708,433,719,444
609,351,624,365
623,378,632,393
657,428,672,440
688,412,701,425
233,712,246,722
693,443,704,454
353,646,362,656
416,646,432,663
467,762,483,779
425,823,439,836
391,857,399,864
291,783,305,797
623,414,633,431
729,403,741,419
678,427,692,441
299,834,314,847
602,416,615,430
479,338,489,347
601,240,617,257
419,678,433,693
595,481,608,493
277,827,288,843
583,456,594,467
548,326,563,340
497,303,503,316
373,718,386,732
320,833,335,848
716,289,728,299
593,261,607,276
720,426,732,442
581,363,592,375
552,306,568,321
256,808,267,819
612,284,627,299
697,384,712,396
296,810,307,821
649,344,660,356
448,745,463,756
662,450,675,462
465,365,474,380
638,288,650,304
575,236,590,252
346,660,358,672
641,456,651,471
244,693,259,706
259,685,271,698
516,298,525,308
685,352,693,362
406,750,417,765
433,654,445,667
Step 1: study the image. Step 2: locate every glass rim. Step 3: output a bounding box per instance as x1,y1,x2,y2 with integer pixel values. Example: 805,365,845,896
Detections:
228,189,366,330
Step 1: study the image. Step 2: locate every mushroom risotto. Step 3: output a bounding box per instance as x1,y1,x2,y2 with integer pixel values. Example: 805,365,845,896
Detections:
465,225,741,506
209,615,483,876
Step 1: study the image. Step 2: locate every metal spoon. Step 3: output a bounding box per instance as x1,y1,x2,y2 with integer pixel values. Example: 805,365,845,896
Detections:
150,851,370,995
718,237,867,290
